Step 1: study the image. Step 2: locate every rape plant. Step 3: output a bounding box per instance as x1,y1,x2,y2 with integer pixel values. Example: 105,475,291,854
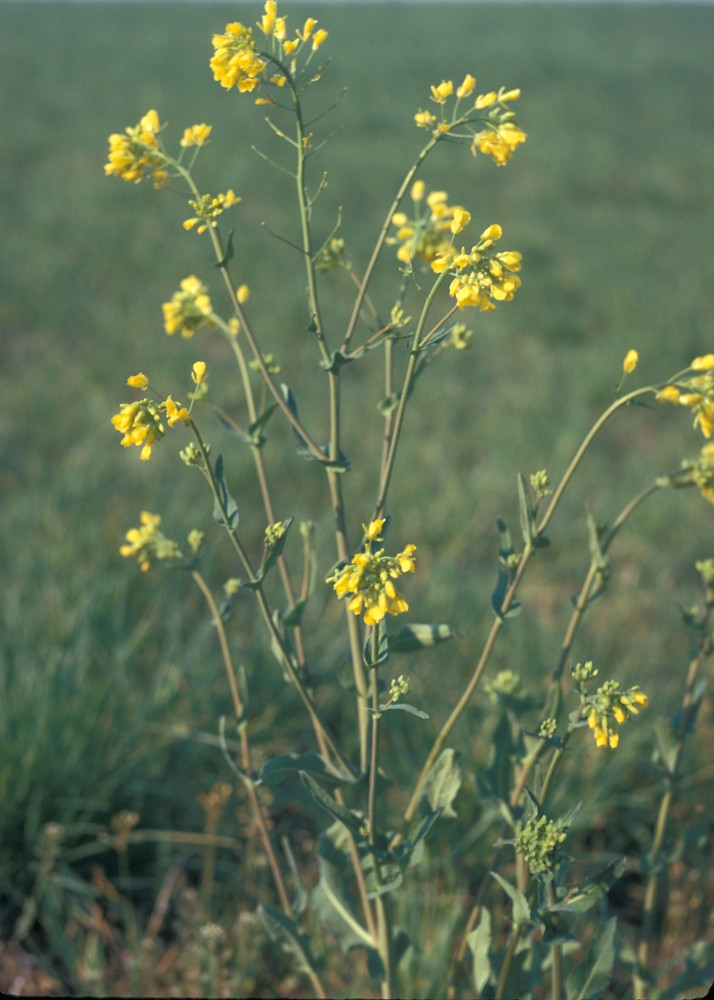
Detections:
104,4,714,997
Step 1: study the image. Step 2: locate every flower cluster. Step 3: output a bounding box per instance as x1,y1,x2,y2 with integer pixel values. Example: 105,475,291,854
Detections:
111,399,165,461
211,2,326,95
431,224,522,311
586,679,649,749
119,512,182,572
656,354,714,438
104,109,167,186
415,79,526,166
485,669,525,704
163,276,214,338
515,814,568,878
180,123,212,148
183,190,241,234
389,675,410,703
111,375,191,461
326,519,416,627
388,185,471,267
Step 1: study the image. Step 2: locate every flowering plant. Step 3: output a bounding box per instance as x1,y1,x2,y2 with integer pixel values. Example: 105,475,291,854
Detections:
103,4,714,997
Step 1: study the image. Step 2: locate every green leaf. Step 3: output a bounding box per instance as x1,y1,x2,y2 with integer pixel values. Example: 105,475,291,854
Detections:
259,752,356,786
420,748,462,819
214,228,234,268
517,472,536,547
212,455,239,528
248,402,279,447
257,903,318,976
280,837,309,917
490,871,531,926
283,598,308,628
466,908,492,993
478,713,514,805
318,349,353,373
311,823,373,953
565,916,616,1000
388,622,457,653
364,628,389,669
586,507,609,585
380,702,429,719
551,857,626,915
300,772,366,839
491,517,522,620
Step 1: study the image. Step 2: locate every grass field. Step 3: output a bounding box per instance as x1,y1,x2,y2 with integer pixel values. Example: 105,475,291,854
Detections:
2,2,714,996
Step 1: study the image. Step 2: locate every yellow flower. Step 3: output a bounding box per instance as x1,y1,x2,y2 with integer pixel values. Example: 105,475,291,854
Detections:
184,190,240,234
162,276,214,338
161,395,191,427
312,28,328,50
180,123,212,148
411,180,425,202
586,680,648,750
450,208,471,235
326,522,416,627
191,361,207,385
127,372,149,390
434,226,522,312
111,399,165,461
656,385,680,404
472,122,527,166
120,511,182,572
105,109,165,184
211,20,267,92
692,354,714,371
430,80,454,105
414,110,437,129
456,74,476,99
623,349,639,374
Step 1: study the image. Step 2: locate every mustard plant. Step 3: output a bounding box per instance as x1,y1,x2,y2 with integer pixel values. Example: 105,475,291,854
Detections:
103,4,714,997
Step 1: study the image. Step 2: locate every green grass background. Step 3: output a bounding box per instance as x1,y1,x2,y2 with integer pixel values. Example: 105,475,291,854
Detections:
2,1,714,993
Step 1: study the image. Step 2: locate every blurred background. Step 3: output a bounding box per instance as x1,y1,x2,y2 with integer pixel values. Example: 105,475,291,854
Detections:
2,1,714,994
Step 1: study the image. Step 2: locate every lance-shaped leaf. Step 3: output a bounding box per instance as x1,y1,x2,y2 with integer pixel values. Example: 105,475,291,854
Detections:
490,871,531,926
258,904,318,976
364,628,389,669
212,454,239,528
517,472,537,546
419,748,462,819
311,823,374,954
466,908,493,993
491,518,522,620
259,751,356,786
550,857,626,914
388,622,457,653
300,772,366,840
214,228,234,268
565,916,617,1000
248,402,278,448
377,702,429,720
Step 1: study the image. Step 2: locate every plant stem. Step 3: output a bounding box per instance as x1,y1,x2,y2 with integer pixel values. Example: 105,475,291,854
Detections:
367,626,394,999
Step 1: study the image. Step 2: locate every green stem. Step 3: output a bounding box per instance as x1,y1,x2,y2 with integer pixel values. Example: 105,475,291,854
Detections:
634,629,713,997
341,134,442,353
367,626,394,999
372,270,449,519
